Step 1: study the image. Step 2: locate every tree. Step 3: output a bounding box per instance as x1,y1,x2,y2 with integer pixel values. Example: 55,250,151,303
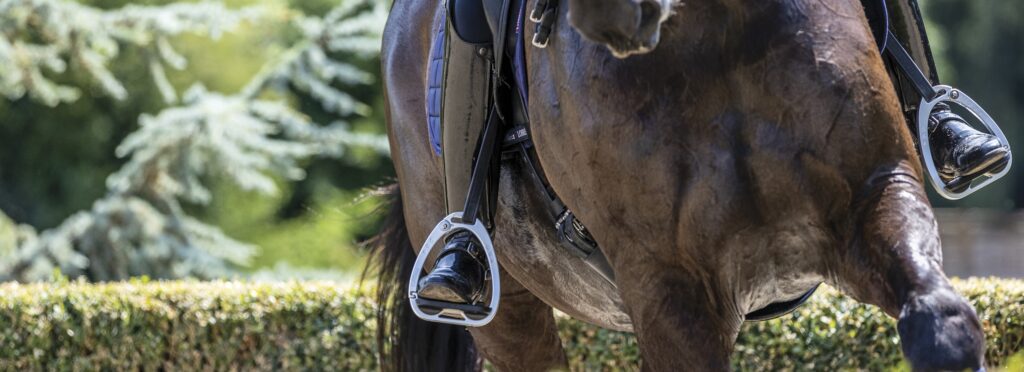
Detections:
0,0,388,281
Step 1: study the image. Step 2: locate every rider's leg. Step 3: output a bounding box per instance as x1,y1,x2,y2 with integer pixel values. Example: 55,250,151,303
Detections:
418,0,492,305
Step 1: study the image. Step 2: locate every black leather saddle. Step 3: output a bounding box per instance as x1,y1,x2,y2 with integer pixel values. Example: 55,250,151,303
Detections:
450,0,493,44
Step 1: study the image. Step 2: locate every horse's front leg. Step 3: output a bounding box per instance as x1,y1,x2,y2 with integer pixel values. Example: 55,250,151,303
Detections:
833,161,986,371
614,265,742,371
468,266,568,371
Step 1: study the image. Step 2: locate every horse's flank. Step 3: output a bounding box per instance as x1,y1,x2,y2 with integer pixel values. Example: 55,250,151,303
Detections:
375,0,985,370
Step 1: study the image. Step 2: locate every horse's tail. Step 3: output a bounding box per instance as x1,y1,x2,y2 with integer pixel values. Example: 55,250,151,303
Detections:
364,184,479,372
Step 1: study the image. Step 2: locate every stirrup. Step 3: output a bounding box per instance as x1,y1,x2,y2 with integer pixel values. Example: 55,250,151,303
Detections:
882,30,1012,200
408,212,501,327
917,86,1013,200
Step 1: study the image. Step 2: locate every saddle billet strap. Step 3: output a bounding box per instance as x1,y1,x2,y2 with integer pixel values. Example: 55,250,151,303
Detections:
529,0,558,48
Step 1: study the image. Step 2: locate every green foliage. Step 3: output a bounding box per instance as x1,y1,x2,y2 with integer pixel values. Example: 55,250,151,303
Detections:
0,280,379,370
563,278,1023,370
208,185,379,273
0,0,390,282
1,278,1022,370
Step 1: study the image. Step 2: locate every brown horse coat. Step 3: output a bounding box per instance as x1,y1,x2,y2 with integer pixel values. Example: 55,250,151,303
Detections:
375,0,986,370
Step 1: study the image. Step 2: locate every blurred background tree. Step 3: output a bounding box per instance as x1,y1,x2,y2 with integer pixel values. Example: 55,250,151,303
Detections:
0,0,392,281
0,0,1019,282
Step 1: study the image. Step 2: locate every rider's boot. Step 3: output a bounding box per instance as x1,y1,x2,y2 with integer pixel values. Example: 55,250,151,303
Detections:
417,230,488,304
928,103,1011,191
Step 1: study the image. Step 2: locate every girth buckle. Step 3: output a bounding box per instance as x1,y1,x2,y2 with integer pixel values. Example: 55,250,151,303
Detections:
529,0,557,48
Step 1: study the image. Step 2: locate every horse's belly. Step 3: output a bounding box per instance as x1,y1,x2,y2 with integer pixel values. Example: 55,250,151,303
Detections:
494,162,830,330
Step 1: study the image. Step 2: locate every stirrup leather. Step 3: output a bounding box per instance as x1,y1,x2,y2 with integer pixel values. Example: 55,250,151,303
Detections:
409,212,501,327
410,108,504,327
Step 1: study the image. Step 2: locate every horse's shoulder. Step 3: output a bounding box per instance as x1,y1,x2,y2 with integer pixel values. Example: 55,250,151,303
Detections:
382,1,444,58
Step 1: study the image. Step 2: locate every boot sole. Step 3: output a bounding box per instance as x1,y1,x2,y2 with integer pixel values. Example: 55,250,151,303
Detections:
940,146,1010,181
945,155,1011,193
418,280,473,303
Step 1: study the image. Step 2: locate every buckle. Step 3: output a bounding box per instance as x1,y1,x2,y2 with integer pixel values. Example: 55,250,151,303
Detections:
530,0,548,23
408,212,501,327
532,32,550,49
917,85,1013,200
530,1,557,49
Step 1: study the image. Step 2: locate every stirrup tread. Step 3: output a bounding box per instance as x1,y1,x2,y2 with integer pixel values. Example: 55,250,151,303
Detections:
415,298,492,321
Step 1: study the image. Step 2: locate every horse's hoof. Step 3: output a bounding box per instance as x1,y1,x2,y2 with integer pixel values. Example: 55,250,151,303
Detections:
898,289,986,371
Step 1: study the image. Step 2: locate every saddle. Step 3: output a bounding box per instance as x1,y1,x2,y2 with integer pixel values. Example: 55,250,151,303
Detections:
409,0,1011,327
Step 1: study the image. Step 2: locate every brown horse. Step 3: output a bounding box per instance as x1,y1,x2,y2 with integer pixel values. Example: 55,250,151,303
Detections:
370,0,986,370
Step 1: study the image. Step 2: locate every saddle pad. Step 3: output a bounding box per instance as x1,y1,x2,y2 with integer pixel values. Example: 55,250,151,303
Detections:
427,12,446,156
425,0,530,156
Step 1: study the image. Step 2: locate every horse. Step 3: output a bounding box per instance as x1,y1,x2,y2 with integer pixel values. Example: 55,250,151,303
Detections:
369,0,987,370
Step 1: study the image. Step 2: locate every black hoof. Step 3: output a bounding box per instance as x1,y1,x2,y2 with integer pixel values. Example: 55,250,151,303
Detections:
898,289,986,371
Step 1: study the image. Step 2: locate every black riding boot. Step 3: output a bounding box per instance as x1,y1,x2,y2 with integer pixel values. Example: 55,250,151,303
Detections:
929,103,1010,190
418,231,488,304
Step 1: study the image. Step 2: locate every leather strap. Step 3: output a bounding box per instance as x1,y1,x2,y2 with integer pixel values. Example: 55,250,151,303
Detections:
885,30,938,101
459,108,503,225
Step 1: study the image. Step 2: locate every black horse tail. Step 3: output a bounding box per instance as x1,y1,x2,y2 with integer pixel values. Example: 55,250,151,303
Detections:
364,184,479,372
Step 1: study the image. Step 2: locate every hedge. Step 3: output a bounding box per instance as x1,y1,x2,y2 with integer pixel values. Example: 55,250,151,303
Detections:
0,278,1021,370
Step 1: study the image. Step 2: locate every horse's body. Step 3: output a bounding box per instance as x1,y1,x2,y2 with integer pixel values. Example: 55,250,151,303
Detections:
375,0,986,370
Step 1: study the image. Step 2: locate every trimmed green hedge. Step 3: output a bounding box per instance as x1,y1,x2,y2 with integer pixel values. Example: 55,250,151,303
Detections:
0,278,1021,370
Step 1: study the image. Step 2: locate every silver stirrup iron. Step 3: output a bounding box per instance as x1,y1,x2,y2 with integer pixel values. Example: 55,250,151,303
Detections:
917,86,1013,200
408,213,501,327
884,30,1012,200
